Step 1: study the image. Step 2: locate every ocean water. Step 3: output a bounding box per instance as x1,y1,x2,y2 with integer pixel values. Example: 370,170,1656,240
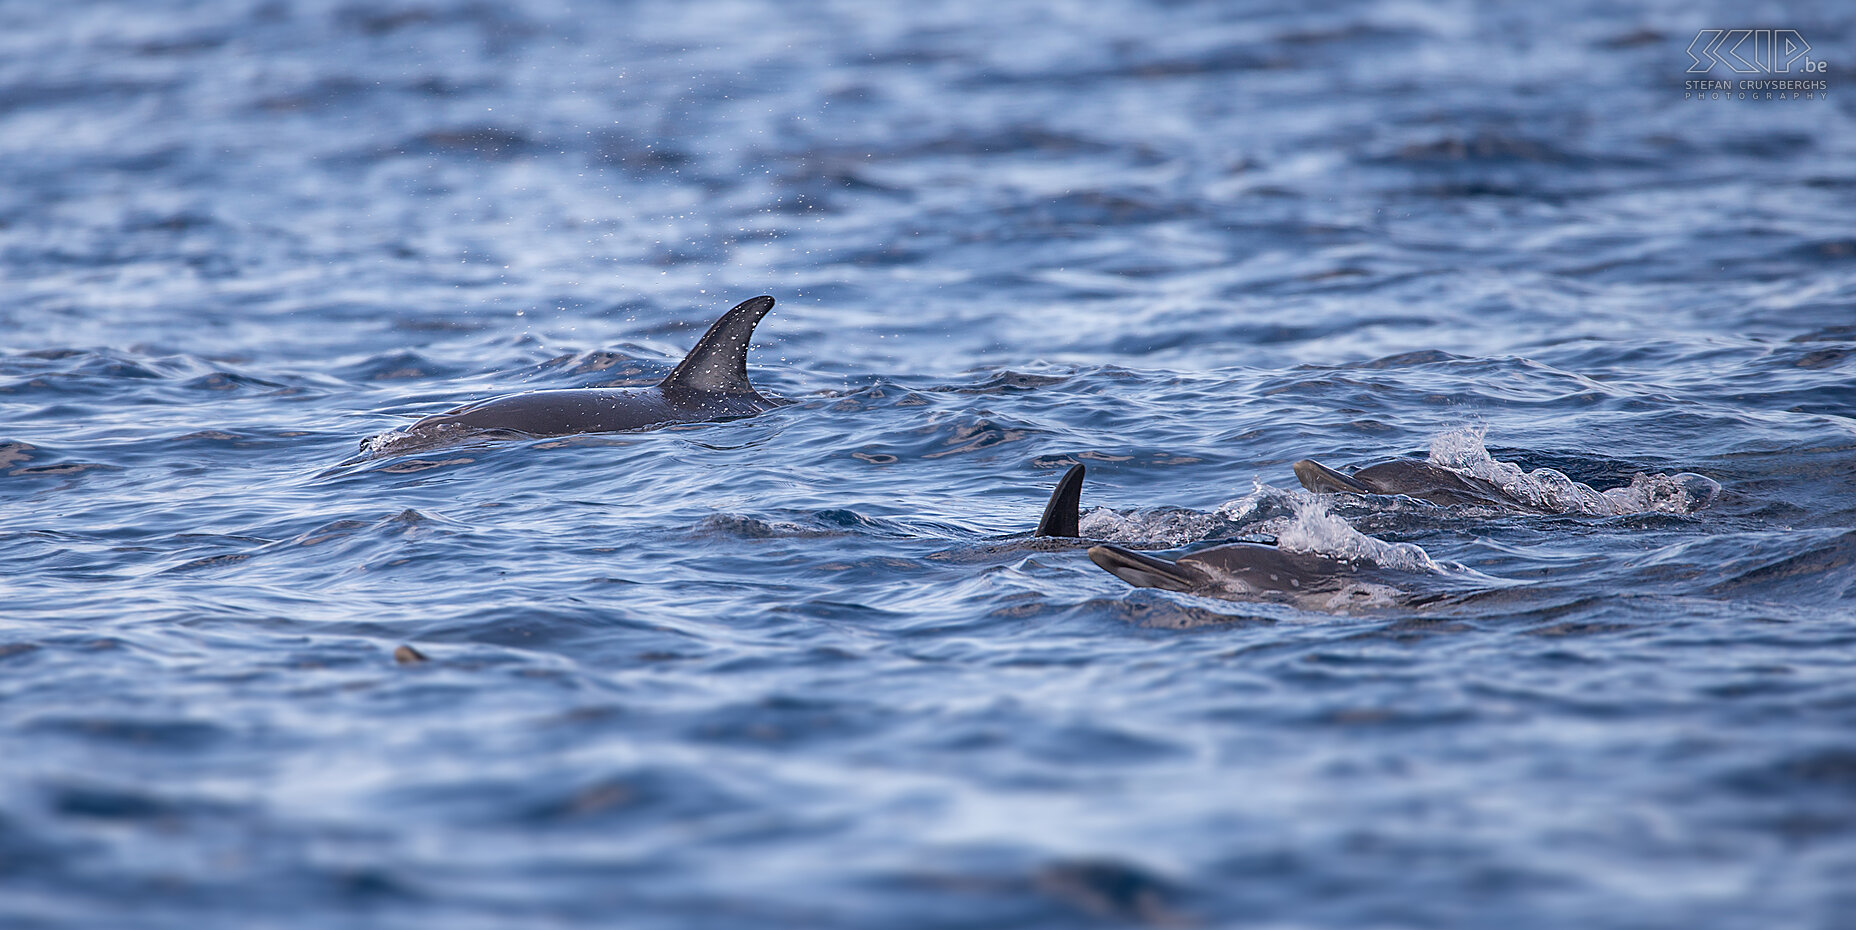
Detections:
3,1,1854,927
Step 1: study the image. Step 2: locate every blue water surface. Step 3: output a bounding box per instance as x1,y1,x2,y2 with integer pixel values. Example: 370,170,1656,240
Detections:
3,1,1855,927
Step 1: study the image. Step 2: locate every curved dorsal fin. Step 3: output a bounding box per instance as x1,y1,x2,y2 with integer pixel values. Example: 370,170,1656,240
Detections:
659,296,775,397
1034,463,1085,538
1291,459,1374,495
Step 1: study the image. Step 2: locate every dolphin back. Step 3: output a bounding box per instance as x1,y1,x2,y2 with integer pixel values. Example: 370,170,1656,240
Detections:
659,296,776,398
1293,459,1376,494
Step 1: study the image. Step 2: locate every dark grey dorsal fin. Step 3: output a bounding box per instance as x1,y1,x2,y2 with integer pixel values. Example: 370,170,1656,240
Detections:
1292,459,1375,495
659,296,775,397
1034,463,1085,538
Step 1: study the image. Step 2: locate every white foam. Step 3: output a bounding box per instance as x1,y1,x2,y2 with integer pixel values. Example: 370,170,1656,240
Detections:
1427,426,1719,516
1077,477,1303,546
358,429,404,458
1214,481,1447,573
1212,476,1300,524
1085,479,1450,574
1077,506,1228,548
1264,492,1447,574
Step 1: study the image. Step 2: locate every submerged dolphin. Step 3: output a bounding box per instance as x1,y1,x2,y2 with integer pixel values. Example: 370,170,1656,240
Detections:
405,296,783,438
1294,456,1721,516
1032,463,1464,607
1291,458,1537,510
1085,542,1425,602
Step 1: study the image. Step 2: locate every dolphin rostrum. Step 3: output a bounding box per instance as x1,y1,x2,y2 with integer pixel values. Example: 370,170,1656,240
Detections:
404,296,783,438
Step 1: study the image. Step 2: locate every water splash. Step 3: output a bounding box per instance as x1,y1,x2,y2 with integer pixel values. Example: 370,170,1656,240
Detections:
1077,506,1232,548
1083,479,1450,575
1428,426,1720,516
1264,492,1448,574
1212,477,1301,525
1214,480,1444,574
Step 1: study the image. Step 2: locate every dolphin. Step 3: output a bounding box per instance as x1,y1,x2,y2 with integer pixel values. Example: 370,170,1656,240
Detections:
1033,463,1466,607
1295,456,1721,515
1085,542,1423,602
402,296,783,438
1291,458,1537,510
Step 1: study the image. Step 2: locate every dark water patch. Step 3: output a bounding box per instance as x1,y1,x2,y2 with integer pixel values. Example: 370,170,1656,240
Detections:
0,440,124,484
551,353,669,386
930,370,1074,394
180,371,286,392
1376,134,1616,167
332,4,438,36
592,132,696,176
686,694,893,749
1723,749,1856,799
880,127,1122,160
877,854,1193,929
1069,595,1273,630
0,79,175,117
508,766,750,831
1708,530,1856,603
869,411,1046,462
0,642,41,664
47,782,242,823
1790,324,1856,343
333,350,469,383
1033,858,1192,926
404,127,535,161
25,716,227,751
691,508,915,541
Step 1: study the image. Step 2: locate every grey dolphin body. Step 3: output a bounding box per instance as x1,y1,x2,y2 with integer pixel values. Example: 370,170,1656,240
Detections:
1086,542,1418,599
1292,458,1537,510
408,296,782,438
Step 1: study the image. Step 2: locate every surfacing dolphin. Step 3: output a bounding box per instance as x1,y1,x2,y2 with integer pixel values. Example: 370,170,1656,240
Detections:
1292,456,1721,515
1291,458,1537,510
401,296,784,439
1085,542,1434,605
1032,463,1470,608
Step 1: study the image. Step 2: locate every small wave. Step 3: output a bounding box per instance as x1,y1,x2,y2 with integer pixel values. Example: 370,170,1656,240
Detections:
1427,427,1720,515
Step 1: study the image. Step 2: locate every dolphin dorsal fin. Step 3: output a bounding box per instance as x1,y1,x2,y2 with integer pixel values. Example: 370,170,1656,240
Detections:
1292,459,1375,495
659,296,776,397
1034,464,1085,538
